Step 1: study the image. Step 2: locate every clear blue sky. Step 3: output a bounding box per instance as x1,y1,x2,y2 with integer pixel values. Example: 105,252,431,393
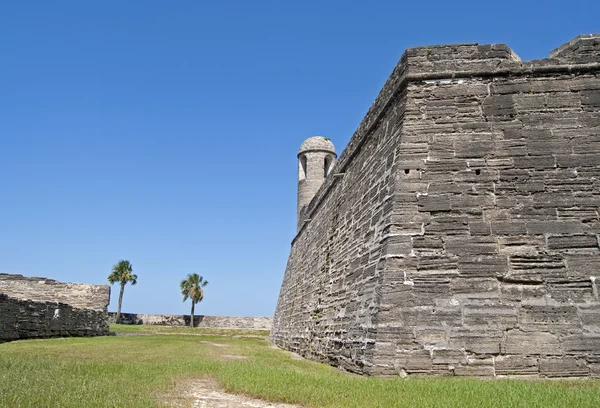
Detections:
1,1,598,316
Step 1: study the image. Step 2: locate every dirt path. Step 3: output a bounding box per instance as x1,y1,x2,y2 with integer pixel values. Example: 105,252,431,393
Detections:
166,379,302,408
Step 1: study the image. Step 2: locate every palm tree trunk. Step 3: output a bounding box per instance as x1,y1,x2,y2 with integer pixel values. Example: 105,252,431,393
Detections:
190,302,195,328
116,282,125,323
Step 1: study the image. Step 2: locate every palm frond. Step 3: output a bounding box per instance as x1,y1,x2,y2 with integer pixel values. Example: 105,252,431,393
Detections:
107,260,136,286
180,273,208,304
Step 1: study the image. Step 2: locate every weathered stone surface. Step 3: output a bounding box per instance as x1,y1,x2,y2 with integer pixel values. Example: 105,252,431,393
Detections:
495,355,539,376
272,35,600,378
539,357,589,377
563,334,600,354
504,331,561,355
550,34,600,59
0,273,109,310
0,274,110,342
0,294,108,342
109,312,272,329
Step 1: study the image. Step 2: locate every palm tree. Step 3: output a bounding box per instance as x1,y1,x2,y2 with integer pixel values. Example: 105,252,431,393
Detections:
107,260,137,324
180,273,208,328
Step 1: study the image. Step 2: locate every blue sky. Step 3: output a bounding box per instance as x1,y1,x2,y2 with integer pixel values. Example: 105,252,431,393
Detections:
1,1,598,316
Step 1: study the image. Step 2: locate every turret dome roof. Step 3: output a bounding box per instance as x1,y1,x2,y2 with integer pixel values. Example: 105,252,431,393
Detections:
299,136,336,155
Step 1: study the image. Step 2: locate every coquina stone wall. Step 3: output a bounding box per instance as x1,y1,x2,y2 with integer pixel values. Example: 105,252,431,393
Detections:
0,273,109,310
0,294,109,343
0,274,110,342
109,312,272,329
272,34,600,378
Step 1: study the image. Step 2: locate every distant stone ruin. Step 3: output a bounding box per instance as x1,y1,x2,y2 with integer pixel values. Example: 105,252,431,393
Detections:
272,35,600,377
109,312,272,329
0,273,110,342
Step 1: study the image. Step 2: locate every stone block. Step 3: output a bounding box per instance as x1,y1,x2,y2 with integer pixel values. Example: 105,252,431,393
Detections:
519,305,581,330
494,140,528,158
539,357,589,377
457,255,508,278
454,365,495,376
399,305,461,328
498,169,530,182
568,77,600,92
491,80,531,95
415,329,448,348
394,350,433,373
483,95,516,116
412,236,444,254
582,91,600,108
445,237,498,255
424,159,469,173
589,363,600,378
495,355,539,376
513,156,556,169
454,140,495,159
515,94,546,111
563,334,600,354
497,236,546,255
380,235,413,256
416,256,458,273
527,139,572,156
462,301,517,329
547,234,598,250
499,285,544,305
418,195,452,212
486,158,514,168
449,329,502,355
469,222,491,236
545,93,582,109
556,154,600,168
451,194,495,214
505,254,566,283
504,330,561,355
425,216,469,235
577,305,600,331
491,221,527,236
547,282,593,303
432,349,467,365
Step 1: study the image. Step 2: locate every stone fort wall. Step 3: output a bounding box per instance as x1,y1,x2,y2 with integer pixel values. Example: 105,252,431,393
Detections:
0,273,110,342
272,35,600,377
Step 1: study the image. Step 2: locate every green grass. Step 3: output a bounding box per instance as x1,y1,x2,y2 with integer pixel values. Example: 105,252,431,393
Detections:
0,325,598,407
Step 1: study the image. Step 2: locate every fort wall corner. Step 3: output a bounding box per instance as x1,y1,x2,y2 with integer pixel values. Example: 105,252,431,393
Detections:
273,34,600,378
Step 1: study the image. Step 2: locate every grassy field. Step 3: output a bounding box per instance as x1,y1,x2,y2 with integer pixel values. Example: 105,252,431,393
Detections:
0,325,599,407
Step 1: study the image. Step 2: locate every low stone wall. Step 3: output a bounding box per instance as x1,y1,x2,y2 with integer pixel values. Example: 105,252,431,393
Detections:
0,274,110,311
0,294,109,343
109,312,272,330
0,273,111,343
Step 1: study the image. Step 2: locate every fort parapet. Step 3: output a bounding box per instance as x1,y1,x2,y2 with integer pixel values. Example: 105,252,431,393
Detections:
0,273,110,342
272,35,600,377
